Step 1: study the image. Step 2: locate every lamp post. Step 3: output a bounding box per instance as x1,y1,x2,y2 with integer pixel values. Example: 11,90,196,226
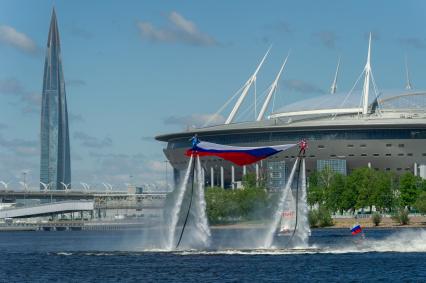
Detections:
22,171,27,191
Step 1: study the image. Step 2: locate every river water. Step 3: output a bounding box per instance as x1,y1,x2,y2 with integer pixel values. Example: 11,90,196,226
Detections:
0,228,425,282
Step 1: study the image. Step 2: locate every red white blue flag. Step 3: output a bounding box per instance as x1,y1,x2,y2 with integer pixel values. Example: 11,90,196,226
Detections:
185,141,296,166
351,224,362,235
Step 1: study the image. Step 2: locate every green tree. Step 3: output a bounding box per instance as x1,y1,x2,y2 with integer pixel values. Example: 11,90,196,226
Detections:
205,185,269,224
372,171,398,213
348,167,375,212
307,171,325,207
325,173,346,214
399,172,422,209
308,207,333,227
371,212,382,226
307,167,335,208
391,209,410,225
242,173,257,189
414,191,426,214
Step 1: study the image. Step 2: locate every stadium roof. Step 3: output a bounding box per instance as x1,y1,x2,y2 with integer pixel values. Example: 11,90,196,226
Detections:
270,90,426,119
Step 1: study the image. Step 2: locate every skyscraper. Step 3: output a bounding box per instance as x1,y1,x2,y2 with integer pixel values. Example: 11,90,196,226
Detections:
40,8,71,190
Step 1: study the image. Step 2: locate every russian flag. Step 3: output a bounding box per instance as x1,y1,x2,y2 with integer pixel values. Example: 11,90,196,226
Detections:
351,224,362,235
185,141,296,166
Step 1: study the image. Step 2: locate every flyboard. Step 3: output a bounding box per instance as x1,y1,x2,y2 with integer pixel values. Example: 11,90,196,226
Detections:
175,135,308,250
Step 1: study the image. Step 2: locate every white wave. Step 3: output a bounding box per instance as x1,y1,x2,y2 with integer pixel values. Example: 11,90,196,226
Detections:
176,229,426,255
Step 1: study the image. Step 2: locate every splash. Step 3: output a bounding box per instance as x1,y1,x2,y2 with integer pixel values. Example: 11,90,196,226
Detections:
323,229,426,254
292,158,310,247
177,229,426,255
263,158,299,248
167,155,194,250
192,156,211,247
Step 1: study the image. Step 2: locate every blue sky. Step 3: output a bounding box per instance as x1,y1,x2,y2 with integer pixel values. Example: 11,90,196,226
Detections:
1,0,426,189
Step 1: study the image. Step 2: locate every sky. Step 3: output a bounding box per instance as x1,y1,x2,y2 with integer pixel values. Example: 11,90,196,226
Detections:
1,0,426,190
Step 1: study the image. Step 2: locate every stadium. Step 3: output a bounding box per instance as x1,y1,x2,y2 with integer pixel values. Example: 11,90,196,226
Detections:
156,36,426,190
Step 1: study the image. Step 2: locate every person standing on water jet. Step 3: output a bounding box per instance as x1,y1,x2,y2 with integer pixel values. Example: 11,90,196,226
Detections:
190,134,200,150
298,139,308,157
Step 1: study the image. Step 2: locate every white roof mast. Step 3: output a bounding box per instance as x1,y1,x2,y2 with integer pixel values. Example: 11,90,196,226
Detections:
225,47,271,124
362,33,372,115
256,52,289,121
405,55,413,90
330,56,340,94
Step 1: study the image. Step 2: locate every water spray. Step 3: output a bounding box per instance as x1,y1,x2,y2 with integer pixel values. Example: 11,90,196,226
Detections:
175,153,196,249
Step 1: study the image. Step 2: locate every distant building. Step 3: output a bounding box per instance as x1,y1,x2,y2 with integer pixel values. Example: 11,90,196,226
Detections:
156,32,426,188
317,159,347,175
40,8,71,190
267,161,288,191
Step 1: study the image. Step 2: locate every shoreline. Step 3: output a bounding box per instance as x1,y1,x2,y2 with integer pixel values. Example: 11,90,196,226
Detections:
211,216,426,230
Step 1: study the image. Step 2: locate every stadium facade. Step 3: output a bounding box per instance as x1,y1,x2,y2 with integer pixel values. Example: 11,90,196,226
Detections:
40,8,71,190
156,35,426,190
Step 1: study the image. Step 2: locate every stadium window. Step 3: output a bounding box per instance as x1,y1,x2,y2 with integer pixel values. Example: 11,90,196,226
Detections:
423,153,426,156
361,154,367,157
349,154,355,157
347,144,354,148
330,154,336,157
398,144,405,148
398,153,404,156
386,168,391,171
397,168,402,171
407,153,413,156
385,153,391,156
318,145,325,149
309,155,316,158
360,144,367,147
405,168,410,171
373,153,380,156
386,144,392,147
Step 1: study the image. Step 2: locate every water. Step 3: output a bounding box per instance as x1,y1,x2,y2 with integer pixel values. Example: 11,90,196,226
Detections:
263,158,299,248
167,155,193,249
192,156,211,247
167,155,211,250
293,158,310,247
1,228,425,282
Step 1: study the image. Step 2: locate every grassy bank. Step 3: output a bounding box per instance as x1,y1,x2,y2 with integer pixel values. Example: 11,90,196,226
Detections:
210,216,426,229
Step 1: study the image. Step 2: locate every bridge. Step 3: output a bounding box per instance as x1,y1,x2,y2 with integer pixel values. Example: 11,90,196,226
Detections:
0,190,166,208
0,200,94,219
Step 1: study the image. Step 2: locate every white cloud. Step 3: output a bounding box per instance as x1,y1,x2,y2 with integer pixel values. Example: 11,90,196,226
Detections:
164,113,225,128
312,31,338,49
282,79,325,94
0,134,38,157
0,78,41,114
137,11,217,46
76,152,168,188
0,25,38,54
73,131,112,148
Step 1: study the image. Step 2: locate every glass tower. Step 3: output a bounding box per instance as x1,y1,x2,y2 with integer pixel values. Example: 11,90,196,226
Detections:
317,159,347,175
267,160,288,191
40,8,71,190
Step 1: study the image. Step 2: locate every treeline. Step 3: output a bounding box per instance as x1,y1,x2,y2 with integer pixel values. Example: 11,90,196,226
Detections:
308,167,426,214
205,174,270,224
200,169,426,225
